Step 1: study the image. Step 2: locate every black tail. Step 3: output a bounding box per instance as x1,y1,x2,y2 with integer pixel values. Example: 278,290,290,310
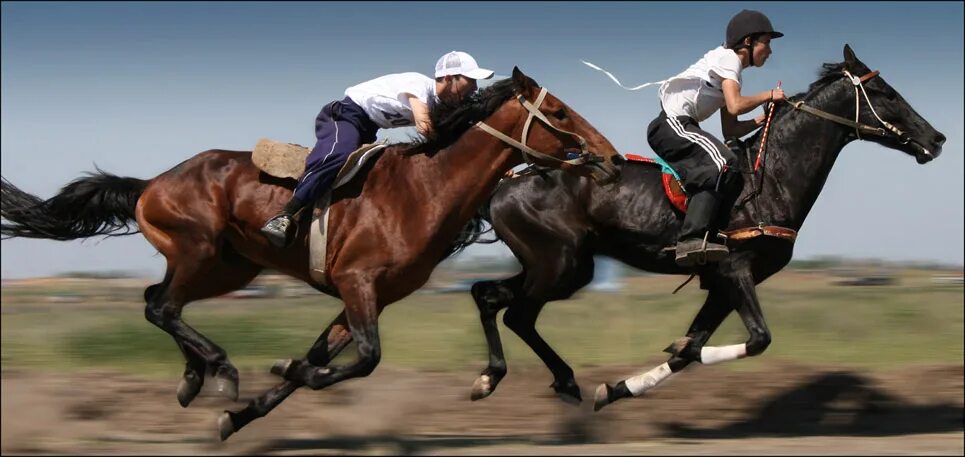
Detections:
442,213,498,261
1,168,149,241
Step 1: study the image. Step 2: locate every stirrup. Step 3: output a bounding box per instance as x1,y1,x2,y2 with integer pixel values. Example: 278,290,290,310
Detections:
675,233,728,267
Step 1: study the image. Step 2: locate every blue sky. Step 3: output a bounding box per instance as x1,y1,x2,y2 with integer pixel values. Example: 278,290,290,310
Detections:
2,2,963,278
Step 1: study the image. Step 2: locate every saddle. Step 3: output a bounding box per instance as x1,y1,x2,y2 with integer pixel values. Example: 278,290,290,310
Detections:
624,152,798,247
624,137,755,214
252,138,389,285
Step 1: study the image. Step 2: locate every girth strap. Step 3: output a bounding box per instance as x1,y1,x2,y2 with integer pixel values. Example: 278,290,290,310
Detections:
722,225,798,243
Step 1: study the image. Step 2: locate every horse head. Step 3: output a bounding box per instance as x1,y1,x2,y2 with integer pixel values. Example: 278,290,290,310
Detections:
840,44,945,164
496,67,621,181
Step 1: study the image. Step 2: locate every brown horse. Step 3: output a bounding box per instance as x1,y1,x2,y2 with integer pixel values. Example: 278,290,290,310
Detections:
0,67,620,440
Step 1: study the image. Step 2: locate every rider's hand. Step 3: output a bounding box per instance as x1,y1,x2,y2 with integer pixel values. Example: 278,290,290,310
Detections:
754,113,767,127
770,87,786,103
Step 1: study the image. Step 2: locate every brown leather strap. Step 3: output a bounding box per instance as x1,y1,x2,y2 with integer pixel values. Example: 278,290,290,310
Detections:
722,225,798,243
859,70,879,83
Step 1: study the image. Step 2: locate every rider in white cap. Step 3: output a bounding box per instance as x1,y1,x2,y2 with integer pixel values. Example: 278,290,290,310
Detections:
261,51,494,248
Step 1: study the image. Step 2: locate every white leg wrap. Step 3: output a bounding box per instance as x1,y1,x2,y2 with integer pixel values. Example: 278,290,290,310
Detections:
699,343,747,365
624,362,673,397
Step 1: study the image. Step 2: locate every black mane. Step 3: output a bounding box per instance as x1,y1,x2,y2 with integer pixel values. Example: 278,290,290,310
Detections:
757,61,850,135
404,78,517,155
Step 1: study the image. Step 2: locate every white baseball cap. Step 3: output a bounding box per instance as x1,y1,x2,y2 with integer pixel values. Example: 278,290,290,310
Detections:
434,51,495,80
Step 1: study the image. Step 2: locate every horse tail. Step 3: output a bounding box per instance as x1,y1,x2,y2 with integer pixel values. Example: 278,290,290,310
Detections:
1,167,149,241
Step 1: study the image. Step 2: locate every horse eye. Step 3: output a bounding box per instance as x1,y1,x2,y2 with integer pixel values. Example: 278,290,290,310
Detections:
553,109,567,120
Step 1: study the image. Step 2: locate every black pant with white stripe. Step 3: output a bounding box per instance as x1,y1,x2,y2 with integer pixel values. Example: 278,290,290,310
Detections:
647,110,741,242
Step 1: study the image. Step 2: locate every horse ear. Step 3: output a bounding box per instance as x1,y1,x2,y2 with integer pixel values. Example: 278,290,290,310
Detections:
842,44,871,74
843,44,857,64
512,66,539,96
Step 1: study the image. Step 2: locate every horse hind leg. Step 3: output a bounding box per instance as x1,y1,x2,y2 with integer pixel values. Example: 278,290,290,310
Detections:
143,279,205,407
143,243,262,407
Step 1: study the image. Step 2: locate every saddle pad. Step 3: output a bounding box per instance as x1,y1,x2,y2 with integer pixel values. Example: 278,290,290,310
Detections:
253,138,388,185
252,139,309,179
625,154,688,213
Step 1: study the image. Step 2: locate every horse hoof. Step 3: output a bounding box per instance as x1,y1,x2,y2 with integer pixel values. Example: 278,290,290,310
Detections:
270,359,294,378
551,379,583,406
218,411,236,442
593,384,611,412
177,373,203,408
558,390,583,406
215,377,239,402
470,375,493,401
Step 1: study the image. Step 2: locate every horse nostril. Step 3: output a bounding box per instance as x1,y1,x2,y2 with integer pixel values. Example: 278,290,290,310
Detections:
934,133,946,146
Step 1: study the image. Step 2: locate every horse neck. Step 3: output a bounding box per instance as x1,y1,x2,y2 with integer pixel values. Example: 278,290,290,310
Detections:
743,80,857,230
406,127,518,228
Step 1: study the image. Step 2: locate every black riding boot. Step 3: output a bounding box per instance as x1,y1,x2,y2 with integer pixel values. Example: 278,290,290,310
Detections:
675,190,729,267
260,197,305,248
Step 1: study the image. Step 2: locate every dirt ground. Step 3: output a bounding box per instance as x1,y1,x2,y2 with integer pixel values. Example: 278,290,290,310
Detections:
2,362,962,455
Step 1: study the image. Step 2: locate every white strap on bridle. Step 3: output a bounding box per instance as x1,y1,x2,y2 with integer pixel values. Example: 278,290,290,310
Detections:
843,69,905,142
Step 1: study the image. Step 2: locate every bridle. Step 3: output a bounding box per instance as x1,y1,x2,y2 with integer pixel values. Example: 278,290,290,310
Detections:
786,69,934,161
475,87,618,181
739,68,934,215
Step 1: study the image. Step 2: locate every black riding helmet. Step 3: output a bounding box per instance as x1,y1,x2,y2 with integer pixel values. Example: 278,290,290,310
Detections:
725,10,783,64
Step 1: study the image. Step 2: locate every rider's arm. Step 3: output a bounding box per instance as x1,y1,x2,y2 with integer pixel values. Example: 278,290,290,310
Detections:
721,109,766,139
722,79,774,116
407,95,432,137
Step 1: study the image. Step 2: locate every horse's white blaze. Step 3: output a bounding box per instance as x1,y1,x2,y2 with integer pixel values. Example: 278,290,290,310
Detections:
699,343,747,365
625,362,673,396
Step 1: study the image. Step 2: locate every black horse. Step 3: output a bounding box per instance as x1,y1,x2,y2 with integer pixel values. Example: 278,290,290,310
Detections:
466,45,946,410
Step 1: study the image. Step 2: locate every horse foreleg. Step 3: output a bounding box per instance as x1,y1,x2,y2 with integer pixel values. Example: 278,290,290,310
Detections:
468,274,526,401
594,286,733,411
674,267,771,365
218,311,353,441
504,299,585,404
221,276,382,440
496,250,593,405
281,278,382,390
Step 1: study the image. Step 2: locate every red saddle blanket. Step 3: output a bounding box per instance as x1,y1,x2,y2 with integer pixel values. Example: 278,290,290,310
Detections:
625,154,688,213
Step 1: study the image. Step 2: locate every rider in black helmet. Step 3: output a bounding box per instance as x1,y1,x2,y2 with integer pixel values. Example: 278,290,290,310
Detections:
647,9,785,267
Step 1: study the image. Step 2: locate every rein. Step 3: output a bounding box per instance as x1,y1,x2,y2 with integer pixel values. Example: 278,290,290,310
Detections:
736,68,912,221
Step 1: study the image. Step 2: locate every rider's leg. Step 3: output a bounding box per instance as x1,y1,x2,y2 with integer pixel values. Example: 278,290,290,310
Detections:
261,102,367,247
647,111,738,267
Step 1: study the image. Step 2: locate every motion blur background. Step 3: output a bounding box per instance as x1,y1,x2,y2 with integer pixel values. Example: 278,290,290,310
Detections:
2,2,962,454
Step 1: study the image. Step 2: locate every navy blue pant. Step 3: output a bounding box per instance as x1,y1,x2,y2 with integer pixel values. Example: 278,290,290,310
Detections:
292,97,379,204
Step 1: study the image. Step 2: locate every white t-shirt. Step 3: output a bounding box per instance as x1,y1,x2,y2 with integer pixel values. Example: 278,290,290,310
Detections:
659,46,743,123
344,72,438,129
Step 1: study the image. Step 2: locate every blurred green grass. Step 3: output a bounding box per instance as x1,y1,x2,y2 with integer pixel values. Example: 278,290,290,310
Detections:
2,270,962,378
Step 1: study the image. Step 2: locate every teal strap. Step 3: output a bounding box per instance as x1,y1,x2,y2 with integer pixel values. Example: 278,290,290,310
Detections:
650,155,682,182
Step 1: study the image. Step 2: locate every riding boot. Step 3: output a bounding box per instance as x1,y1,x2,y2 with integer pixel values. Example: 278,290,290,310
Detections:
260,197,305,248
675,190,729,267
